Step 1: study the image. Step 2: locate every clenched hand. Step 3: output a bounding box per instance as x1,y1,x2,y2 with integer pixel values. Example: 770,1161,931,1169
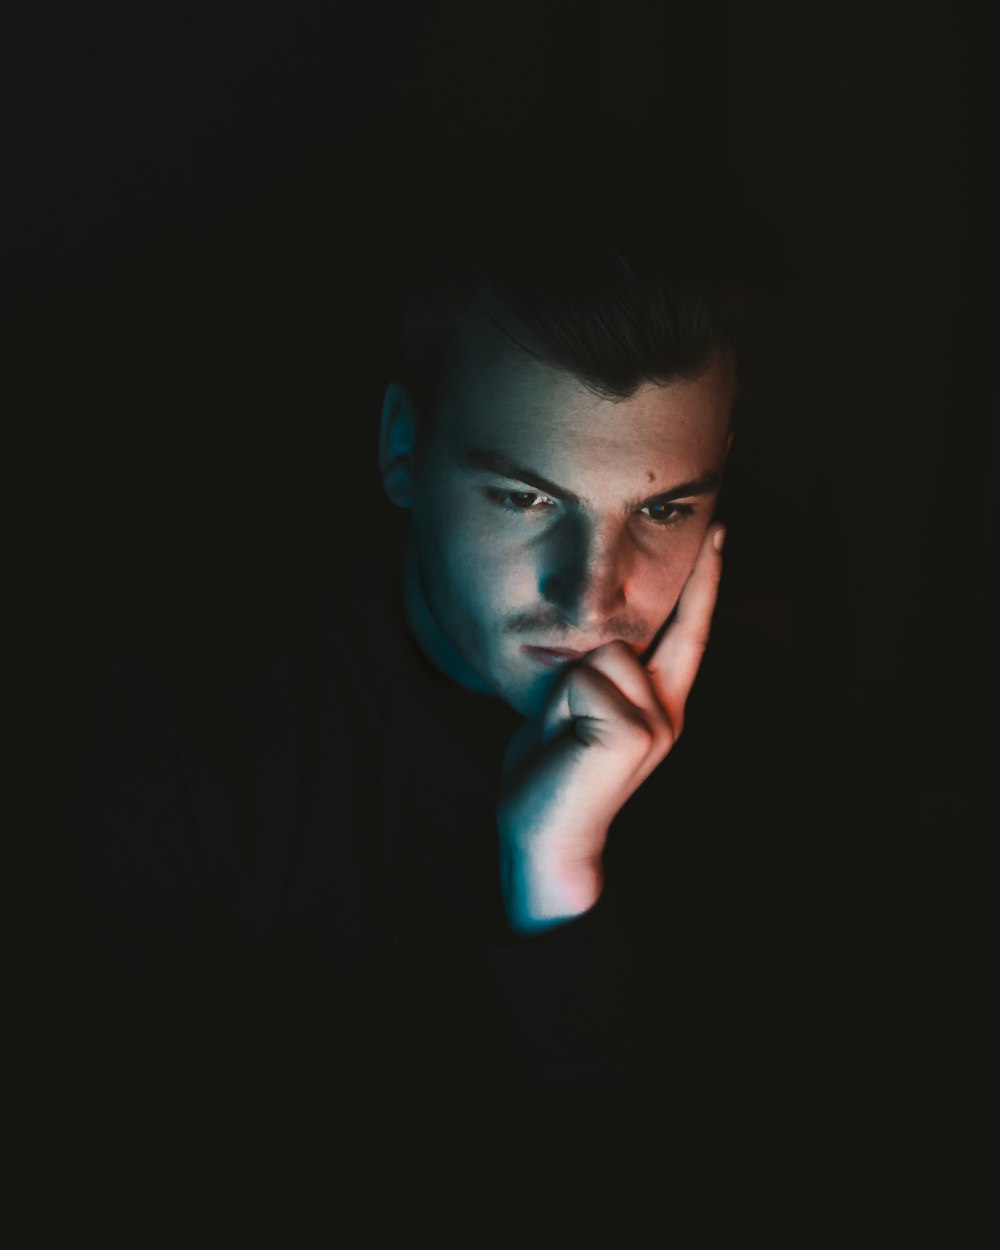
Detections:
498,522,726,933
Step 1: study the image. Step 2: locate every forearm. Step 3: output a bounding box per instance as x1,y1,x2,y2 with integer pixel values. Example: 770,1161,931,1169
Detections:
499,840,604,935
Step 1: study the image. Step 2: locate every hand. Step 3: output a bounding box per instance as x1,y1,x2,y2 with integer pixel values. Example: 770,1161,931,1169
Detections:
498,522,726,933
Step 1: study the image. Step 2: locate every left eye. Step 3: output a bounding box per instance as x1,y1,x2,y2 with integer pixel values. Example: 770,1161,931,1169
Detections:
641,501,691,525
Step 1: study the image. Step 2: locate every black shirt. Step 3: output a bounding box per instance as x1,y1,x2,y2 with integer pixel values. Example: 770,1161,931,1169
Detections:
62,539,816,1103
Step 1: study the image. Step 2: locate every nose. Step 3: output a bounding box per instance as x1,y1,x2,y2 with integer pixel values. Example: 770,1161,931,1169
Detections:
539,515,630,631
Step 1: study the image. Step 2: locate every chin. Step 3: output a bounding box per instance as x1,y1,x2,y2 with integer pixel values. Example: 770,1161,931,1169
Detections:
493,669,560,722
501,692,543,721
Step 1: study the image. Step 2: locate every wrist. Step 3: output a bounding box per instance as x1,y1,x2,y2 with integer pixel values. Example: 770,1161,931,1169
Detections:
500,843,604,936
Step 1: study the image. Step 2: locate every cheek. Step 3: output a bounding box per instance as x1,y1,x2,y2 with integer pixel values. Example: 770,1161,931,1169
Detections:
460,539,539,619
633,529,706,615
418,501,534,612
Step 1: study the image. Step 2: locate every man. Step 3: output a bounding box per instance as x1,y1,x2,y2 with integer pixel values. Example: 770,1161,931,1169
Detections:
381,245,733,938
66,220,790,1098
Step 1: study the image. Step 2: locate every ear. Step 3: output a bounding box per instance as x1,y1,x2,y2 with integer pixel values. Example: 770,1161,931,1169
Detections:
379,382,418,509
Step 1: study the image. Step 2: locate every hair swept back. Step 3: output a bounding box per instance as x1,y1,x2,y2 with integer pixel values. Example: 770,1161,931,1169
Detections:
391,126,771,430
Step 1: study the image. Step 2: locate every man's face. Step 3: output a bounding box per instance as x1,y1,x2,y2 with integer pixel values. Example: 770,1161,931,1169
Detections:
393,313,735,720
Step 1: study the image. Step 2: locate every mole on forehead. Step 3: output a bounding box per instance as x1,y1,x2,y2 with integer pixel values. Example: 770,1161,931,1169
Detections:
647,471,656,482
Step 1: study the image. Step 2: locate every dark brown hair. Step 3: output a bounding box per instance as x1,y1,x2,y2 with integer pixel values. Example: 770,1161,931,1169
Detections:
390,122,771,437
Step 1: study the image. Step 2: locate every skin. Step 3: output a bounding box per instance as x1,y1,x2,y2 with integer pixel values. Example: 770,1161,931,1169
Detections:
379,310,735,932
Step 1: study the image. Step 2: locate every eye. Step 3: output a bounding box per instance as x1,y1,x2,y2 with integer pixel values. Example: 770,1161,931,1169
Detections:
640,501,694,526
488,488,557,515
508,490,546,510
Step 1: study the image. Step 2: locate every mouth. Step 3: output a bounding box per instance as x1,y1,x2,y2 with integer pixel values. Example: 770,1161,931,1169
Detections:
520,645,588,669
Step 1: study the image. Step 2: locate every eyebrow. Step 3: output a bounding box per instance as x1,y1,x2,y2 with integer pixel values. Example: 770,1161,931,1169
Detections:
461,448,722,510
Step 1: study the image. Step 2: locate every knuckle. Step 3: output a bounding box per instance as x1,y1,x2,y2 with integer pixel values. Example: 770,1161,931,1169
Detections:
589,639,634,667
620,714,655,752
564,664,598,693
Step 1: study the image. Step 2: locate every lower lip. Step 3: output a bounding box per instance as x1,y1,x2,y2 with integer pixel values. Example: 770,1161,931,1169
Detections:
521,646,583,669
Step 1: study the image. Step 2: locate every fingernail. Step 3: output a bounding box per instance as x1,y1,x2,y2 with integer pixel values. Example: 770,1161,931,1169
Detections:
713,525,726,553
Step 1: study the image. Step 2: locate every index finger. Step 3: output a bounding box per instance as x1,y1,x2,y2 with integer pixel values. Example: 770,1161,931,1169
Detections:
646,522,725,715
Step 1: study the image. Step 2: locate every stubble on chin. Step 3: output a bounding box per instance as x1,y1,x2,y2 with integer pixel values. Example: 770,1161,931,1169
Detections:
490,649,563,721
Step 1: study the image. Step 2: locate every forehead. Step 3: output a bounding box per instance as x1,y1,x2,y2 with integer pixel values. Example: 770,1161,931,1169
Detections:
432,311,734,479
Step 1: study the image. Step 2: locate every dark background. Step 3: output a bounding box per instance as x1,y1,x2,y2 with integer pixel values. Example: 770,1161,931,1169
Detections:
8,1,992,817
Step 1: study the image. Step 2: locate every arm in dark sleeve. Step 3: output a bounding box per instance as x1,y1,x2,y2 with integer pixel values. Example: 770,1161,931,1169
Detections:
485,887,639,1090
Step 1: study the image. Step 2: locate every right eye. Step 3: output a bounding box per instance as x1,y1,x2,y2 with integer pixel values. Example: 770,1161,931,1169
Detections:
487,489,558,516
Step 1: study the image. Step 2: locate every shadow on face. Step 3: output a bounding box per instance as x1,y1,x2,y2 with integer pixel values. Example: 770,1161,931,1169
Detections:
383,311,735,717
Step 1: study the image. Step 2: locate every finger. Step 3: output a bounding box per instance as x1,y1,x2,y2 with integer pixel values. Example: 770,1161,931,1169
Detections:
573,640,666,726
542,660,651,751
647,522,725,714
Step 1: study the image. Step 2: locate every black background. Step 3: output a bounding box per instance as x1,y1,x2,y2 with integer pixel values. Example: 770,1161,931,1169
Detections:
8,1,993,818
